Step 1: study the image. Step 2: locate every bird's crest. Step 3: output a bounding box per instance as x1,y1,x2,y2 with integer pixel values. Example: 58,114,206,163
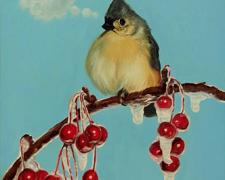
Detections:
105,0,136,19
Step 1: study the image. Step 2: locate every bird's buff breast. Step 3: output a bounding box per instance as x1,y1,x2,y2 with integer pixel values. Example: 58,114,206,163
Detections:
86,31,161,95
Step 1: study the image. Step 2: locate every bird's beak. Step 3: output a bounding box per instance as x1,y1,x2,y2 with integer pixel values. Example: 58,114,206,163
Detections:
102,22,114,31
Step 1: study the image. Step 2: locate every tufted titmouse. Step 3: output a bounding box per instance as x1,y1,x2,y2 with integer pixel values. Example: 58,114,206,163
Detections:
86,0,161,117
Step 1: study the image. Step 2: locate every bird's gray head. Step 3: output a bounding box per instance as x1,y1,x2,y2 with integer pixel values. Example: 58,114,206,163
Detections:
102,0,150,38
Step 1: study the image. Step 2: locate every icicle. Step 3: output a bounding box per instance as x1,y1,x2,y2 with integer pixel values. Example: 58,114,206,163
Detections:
73,144,88,171
156,108,173,123
25,158,39,171
186,93,210,112
155,96,173,123
159,136,173,164
129,104,145,124
20,138,30,153
164,172,176,180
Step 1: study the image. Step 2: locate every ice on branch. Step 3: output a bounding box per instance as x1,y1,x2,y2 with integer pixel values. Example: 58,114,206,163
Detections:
156,108,173,123
155,95,173,123
186,92,211,112
129,94,155,125
129,104,145,124
25,158,39,171
164,172,176,180
159,136,173,164
74,145,88,171
3,65,225,180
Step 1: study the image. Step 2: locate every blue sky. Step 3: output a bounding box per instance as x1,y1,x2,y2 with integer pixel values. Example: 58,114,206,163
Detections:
1,0,225,179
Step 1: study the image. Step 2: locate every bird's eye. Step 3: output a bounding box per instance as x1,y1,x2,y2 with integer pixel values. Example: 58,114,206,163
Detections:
119,18,126,26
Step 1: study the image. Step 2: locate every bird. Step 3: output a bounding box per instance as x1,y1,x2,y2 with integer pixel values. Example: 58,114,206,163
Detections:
85,0,161,117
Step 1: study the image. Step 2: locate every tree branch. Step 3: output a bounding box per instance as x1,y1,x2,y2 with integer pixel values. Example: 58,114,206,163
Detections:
3,69,225,180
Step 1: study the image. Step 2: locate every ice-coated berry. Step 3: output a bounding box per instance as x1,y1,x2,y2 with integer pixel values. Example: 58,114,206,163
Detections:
97,126,108,146
76,133,94,153
59,124,78,145
171,137,185,155
160,156,180,172
18,168,36,180
85,124,102,144
156,95,173,109
36,169,48,180
82,169,98,180
171,113,189,131
158,122,177,139
149,141,162,157
44,174,62,180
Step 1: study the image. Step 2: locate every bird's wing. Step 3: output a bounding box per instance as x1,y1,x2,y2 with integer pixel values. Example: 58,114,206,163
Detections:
148,34,161,71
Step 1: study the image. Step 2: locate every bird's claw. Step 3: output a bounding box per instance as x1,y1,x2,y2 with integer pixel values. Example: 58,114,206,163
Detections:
117,89,129,106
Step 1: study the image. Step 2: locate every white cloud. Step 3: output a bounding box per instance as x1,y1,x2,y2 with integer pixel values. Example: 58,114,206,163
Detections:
70,5,80,16
19,0,98,21
82,8,98,18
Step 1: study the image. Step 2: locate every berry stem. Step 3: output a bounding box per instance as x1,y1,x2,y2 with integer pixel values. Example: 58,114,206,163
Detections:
79,99,86,132
80,93,92,124
164,65,171,80
19,139,26,170
92,147,97,171
75,103,80,133
65,146,74,180
71,96,80,124
76,121,80,134
54,145,64,175
68,93,80,124
164,65,171,95
172,78,185,113
61,158,67,180
79,93,91,132
70,145,78,179
33,161,39,170
171,93,175,118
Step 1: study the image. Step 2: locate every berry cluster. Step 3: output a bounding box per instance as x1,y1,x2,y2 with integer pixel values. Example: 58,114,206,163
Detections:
55,90,108,180
18,89,108,180
17,67,193,180
58,122,108,180
76,124,108,153
149,68,190,180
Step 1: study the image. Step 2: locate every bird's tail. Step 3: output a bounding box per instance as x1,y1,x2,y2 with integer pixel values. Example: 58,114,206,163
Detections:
144,103,157,117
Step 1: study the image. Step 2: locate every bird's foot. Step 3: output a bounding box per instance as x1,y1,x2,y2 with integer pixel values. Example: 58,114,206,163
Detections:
117,88,129,106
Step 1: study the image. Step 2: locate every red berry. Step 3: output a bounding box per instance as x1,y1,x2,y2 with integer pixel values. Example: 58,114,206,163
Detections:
76,133,94,153
160,156,180,172
171,113,189,131
158,122,177,139
156,95,173,109
18,168,36,180
171,137,185,155
85,124,102,144
44,174,62,180
97,126,108,146
36,169,48,180
82,169,98,180
149,141,162,157
59,124,78,145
